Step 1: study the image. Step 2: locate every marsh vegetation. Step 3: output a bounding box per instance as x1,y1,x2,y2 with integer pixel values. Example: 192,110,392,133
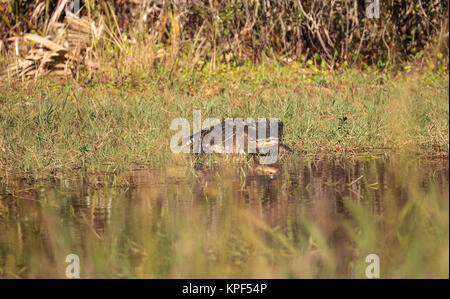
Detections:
0,156,448,278
0,0,448,279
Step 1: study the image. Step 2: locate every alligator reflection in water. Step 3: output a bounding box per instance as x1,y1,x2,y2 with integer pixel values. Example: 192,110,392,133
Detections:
0,156,448,278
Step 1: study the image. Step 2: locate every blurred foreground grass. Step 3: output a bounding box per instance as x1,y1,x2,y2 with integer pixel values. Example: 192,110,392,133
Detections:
0,156,448,278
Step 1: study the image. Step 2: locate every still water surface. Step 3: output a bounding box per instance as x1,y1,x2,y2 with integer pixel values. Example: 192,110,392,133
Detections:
0,155,448,278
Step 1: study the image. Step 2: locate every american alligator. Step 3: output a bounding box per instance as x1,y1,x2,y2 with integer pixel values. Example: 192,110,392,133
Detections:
180,119,292,162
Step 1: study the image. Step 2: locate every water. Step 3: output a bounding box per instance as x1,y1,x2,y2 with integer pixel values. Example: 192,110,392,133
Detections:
0,156,448,278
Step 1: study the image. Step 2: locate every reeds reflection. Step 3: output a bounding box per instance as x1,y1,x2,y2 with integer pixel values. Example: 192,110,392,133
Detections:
0,156,448,278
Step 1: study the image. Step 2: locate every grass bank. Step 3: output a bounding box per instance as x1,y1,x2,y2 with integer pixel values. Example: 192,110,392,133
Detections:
0,64,448,173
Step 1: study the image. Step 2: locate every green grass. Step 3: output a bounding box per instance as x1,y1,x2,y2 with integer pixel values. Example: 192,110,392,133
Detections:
0,64,448,278
0,63,448,173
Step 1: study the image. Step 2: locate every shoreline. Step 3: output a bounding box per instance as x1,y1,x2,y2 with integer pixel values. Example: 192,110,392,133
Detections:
1,66,448,174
